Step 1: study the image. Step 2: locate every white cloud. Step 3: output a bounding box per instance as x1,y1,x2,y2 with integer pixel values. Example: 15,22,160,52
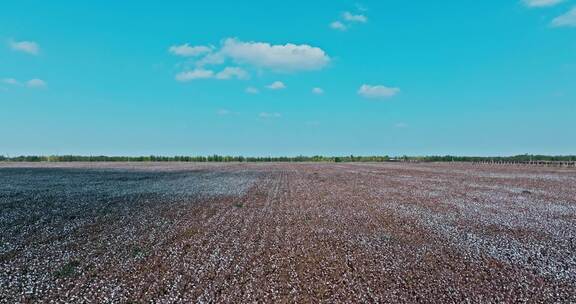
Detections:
266,81,286,90
217,109,230,116
358,84,400,99
175,69,214,82
219,38,330,72
1,78,46,88
355,3,368,12
245,86,260,94
215,67,249,80
196,52,226,66
171,38,329,77
552,7,576,27
343,11,368,23
169,43,212,57
394,122,408,128
9,40,40,55
331,11,368,31
523,0,564,7
2,78,21,86
171,38,329,83
27,79,47,88
217,109,241,116
175,67,248,82
312,87,324,95
330,21,347,31
259,112,281,119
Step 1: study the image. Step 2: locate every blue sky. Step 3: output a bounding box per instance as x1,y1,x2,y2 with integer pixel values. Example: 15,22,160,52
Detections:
1,0,575,156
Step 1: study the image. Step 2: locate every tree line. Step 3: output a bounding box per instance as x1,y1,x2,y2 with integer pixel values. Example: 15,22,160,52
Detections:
0,155,389,162
0,154,574,163
402,155,576,162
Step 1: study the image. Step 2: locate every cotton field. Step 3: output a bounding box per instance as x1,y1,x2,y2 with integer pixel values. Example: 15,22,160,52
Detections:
1,162,575,303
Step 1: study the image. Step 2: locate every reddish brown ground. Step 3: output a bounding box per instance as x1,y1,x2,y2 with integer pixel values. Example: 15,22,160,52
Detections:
1,162,575,303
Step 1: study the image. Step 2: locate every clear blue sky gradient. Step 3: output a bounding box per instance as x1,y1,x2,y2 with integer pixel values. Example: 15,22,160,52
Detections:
1,1,575,156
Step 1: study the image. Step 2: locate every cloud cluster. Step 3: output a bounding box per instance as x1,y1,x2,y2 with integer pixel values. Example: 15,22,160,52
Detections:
2,77,47,89
5,40,47,90
358,84,400,99
167,30,401,108
330,11,368,31
170,38,330,83
9,40,40,55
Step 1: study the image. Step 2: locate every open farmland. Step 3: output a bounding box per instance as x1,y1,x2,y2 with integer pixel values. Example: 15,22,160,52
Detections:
1,162,575,303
